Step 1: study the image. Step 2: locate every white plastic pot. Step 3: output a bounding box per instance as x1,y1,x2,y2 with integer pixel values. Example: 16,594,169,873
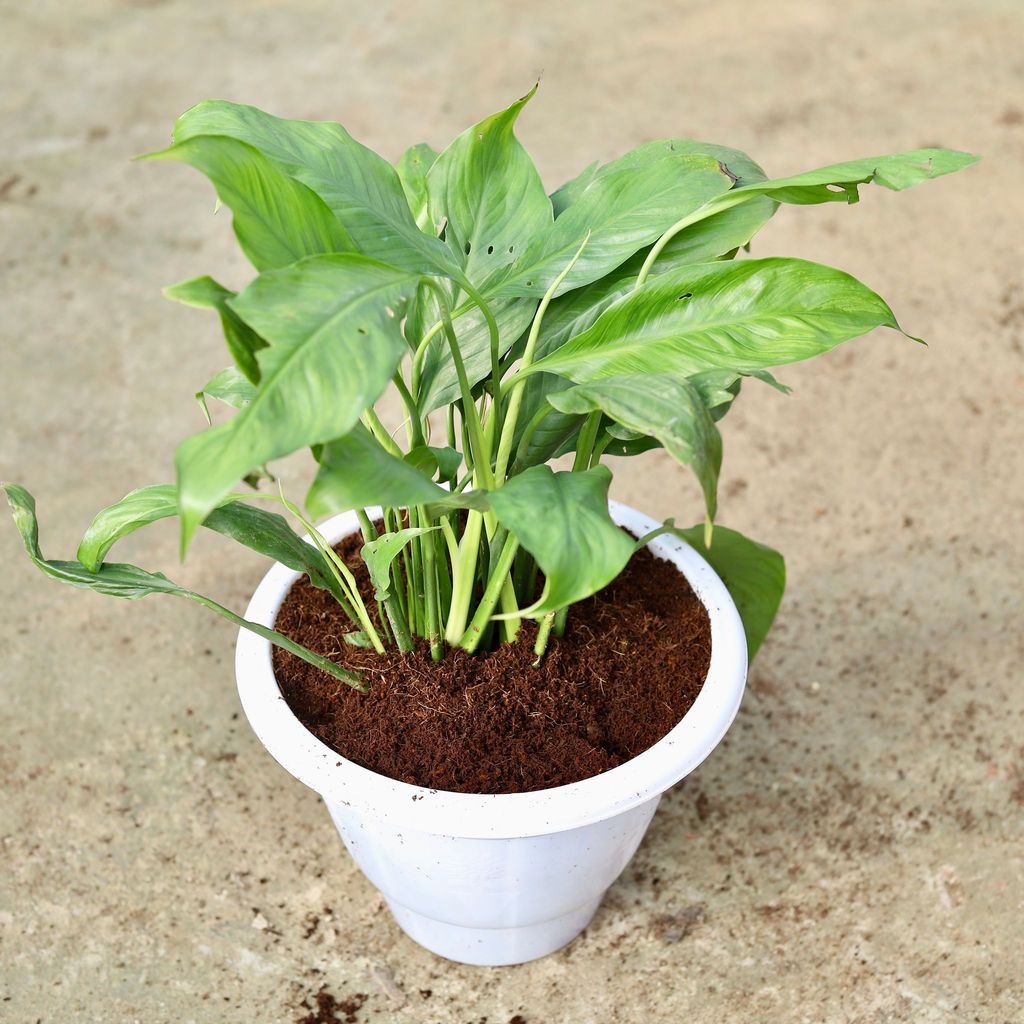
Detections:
236,501,747,966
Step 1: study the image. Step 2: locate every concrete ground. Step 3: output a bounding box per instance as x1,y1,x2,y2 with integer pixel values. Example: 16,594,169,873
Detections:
1,0,1021,1021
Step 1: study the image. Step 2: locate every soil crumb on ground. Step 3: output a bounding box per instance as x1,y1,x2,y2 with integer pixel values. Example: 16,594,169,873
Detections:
296,988,367,1024
273,531,711,794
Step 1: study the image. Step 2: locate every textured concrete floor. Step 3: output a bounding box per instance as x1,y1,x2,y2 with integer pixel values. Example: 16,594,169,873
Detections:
1,1,1022,1021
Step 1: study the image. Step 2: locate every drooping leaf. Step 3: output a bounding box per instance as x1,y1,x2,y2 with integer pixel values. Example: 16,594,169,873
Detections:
175,255,419,552
362,527,436,601
165,275,268,384
171,100,456,276
195,366,257,422
426,86,552,291
143,137,356,271
487,464,634,616
3,483,363,687
528,258,904,384
728,147,978,206
549,374,722,518
306,423,485,520
75,483,349,606
673,523,785,661
396,142,438,227
490,154,735,298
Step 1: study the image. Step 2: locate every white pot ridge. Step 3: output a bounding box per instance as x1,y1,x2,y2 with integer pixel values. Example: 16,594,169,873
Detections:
236,501,748,966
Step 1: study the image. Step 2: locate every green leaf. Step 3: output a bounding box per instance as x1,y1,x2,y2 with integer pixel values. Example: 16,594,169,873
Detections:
507,196,777,464
396,142,438,227
3,483,364,688
195,366,257,422
426,87,552,291
171,100,456,276
404,444,462,483
175,255,419,552
487,464,634,616
75,483,349,606
528,258,903,383
306,423,485,520
491,154,736,298
549,374,722,518
362,527,436,601
143,137,356,271
673,524,785,661
549,160,597,216
165,275,268,384
730,147,978,206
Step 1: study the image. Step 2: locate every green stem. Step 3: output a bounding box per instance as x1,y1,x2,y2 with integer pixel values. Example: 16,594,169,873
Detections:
362,407,404,457
425,281,494,491
533,611,555,666
494,234,590,481
571,411,602,472
459,534,519,653
634,193,745,288
445,510,483,645
392,372,425,447
420,511,443,662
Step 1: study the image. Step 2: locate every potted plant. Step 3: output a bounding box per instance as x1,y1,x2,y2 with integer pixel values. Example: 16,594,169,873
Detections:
4,88,975,966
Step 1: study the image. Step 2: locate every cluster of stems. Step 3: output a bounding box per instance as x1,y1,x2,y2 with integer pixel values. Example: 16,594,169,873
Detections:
314,244,596,664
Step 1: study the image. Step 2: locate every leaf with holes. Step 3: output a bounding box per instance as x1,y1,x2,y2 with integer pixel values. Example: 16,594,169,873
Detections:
171,100,457,276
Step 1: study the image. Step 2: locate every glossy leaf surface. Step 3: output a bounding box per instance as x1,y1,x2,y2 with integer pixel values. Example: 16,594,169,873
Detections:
487,465,633,615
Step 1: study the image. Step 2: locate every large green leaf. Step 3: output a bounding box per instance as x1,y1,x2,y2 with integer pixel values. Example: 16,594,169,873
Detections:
3,484,363,688
490,154,735,298
172,100,456,276
164,276,268,384
306,423,486,520
673,524,785,661
76,483,349,605
487,464,634,615
175,255,418,552
552,139,768,217
528,258,903,383
396,143,438,228
549,374,722,518
508,196,777,465
143,136,356,271
426,87,552,291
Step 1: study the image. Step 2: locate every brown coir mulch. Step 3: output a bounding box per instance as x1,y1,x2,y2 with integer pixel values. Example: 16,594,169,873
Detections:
272,531,711,794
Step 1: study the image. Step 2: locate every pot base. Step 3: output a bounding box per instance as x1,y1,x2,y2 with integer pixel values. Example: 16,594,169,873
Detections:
386,896,601,967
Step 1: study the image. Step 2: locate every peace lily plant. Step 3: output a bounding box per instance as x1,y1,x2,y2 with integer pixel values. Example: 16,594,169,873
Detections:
4,89,976,692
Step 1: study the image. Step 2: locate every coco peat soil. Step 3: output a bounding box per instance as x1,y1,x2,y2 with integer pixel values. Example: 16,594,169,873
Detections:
273,530,711,794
